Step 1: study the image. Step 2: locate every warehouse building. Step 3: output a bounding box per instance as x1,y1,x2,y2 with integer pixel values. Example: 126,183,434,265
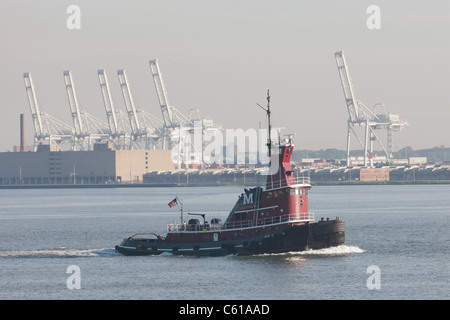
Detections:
0,143,174,185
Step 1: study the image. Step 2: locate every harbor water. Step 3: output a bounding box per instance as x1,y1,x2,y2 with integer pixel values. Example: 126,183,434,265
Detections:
0,184,448,300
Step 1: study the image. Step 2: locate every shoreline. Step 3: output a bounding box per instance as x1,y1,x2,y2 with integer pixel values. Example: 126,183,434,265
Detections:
1,180,450,189
0,183,177,190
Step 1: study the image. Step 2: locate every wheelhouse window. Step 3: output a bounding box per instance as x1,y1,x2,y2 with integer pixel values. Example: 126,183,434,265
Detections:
299,188,308,195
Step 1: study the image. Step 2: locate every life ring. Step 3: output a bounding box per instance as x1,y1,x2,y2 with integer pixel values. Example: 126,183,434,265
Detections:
258,219,264,225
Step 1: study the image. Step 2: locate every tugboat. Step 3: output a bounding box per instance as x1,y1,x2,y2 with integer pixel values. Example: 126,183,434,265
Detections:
115,92,345,256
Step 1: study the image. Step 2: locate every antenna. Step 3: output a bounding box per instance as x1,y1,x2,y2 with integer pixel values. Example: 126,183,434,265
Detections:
284,133,296,145
257,89,272,158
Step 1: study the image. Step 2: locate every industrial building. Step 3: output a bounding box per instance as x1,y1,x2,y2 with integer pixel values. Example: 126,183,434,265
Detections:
0,143,173,186
142,165,450,185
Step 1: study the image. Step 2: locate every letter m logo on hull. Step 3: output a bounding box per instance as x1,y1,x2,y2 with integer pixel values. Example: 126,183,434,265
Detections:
243,193,253,204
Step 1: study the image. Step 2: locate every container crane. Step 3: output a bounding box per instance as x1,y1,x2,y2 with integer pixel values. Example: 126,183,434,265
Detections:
63,70,110,150
335,51,407,167
117,69,163,149
149,59,174,131
23,73,73,151
117,69,142,142
98,69,128,149
148,59,193,150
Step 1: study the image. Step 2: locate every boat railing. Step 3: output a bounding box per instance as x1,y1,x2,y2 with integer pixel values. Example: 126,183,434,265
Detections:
167,212,314,232
128,232,165,240
224,212,314,230
167,222,223,233
264,175,311,190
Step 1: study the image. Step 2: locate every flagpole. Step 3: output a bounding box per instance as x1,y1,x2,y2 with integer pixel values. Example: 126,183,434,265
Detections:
176,196,184,227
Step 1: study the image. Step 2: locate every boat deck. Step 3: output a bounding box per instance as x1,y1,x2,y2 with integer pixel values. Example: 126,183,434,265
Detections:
167,212,315,233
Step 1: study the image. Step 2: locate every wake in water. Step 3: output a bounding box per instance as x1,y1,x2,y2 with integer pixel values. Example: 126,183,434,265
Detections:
0,247,120,258
249,245,365,259
0,245,364,258
295,245,365,256
143,245,365,259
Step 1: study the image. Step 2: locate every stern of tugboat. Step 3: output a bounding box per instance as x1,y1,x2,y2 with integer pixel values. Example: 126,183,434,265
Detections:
308,217,345,249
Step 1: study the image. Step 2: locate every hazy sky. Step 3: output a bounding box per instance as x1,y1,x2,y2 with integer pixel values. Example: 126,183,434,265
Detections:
1,0,449,153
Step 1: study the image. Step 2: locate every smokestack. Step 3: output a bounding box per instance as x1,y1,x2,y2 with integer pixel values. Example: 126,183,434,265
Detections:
20,113,25,152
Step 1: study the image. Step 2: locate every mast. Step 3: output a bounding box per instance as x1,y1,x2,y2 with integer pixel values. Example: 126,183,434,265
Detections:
176,196,184,226
257,89,272,158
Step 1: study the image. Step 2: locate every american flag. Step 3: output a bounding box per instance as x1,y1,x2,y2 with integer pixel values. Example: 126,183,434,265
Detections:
168,198,178,208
